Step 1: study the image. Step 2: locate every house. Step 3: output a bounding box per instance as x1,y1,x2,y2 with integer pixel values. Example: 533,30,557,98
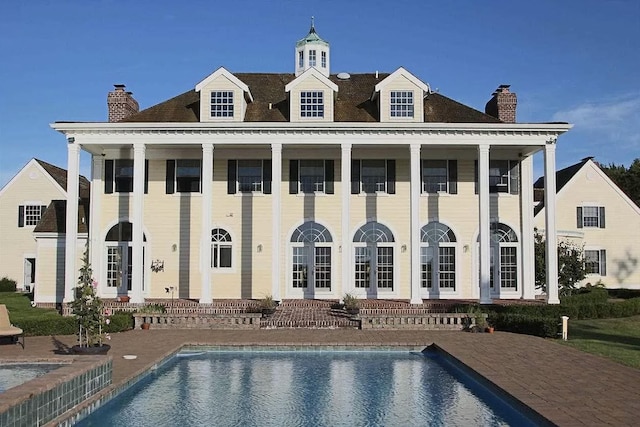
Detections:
534,157,640,289
0,159,90,292
48,23,571,305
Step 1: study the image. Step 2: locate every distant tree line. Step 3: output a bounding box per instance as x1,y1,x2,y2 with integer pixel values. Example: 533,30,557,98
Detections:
601,158,640,207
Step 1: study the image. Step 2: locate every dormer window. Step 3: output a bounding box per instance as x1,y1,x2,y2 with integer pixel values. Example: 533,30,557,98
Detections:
309,50,317,67
210,91,234,118
301,91,324,118
321,52,326,68
390,91,414,118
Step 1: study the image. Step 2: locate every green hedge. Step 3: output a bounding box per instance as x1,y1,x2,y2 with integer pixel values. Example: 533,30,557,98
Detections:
105,311,134,332
0,277,17,292
561,287,609,304
13,311,134,337
608,288,640,300
488,313,559,338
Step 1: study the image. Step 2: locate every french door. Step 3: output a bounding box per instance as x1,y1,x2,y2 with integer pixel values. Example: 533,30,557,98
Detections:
291,245,332,295
354,245,394,292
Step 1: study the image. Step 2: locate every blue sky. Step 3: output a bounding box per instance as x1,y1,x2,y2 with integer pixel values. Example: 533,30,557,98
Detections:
1,0,639,188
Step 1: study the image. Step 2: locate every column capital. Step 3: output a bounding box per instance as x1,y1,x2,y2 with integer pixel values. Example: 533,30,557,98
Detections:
410,143,421,153
546,138,557,145
67,142,81,152
341,143,352,151
271,142,282,151
202,143,214,151
478,143,490,153
133,143,146,153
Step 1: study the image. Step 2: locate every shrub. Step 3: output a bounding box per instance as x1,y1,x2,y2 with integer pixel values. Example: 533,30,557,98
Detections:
15,316,77,337
608,289,640,300
562,287,609,305
488,313,559,338
106,311,134,332
0,277,17,292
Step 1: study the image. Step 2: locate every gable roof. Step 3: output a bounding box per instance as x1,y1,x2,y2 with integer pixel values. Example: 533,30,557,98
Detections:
374,67,431,96
121,73,500,124
33,199,89,234
534,158,640,216
195,67,254,102
35,159,91,198
284,67,339,92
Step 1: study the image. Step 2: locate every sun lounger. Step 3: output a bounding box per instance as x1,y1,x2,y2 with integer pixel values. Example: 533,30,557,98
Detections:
0,304,24,349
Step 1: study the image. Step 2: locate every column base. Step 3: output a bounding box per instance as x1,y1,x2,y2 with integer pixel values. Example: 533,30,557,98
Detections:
546,296,560,304
409,297,423,305
199,297,213,304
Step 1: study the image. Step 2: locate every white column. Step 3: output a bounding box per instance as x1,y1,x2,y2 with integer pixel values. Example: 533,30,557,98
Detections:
478,144,492,304
90,156,103,295
410,144,422,304
341,144,352,297
64,141,80,303
544,141,560,304
520,156,536,299
271,143,282,301
131,143,145,303
200,143,214,303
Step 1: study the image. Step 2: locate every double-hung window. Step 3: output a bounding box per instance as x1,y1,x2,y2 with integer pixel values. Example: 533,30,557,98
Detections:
584,249,607,275
351,159,396,194
309,50,316,67
289,160,334,194
18,204,47,227
474,160,520,194
227,159,272,194
577,206,606,228
210,91,234,118
105,159,149,194
300,91,324,118
321,51,327,68
166,159,202,193
390,91,414,118
422,160,457,194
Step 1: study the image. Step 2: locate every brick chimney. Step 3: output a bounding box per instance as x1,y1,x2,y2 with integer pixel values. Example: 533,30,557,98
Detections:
485,85,517,123
107,84,139,122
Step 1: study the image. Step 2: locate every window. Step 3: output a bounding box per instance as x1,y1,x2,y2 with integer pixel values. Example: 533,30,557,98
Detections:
577,206,605,228
421,222,457,290
211,228,232,269
422,160,457,194
300,91,324,118
18,204,46,227
585,249,607,275
290,221,333,291
227,159,272,194
351,160,396,194
390,91,414,118
104,159,149,194
309,50,316,67
321,51,326,68
210,91,234,118
166,160,202,193
289,160,334,194
298,51,304,68
353,222,395,291
477,223,519,291
474,160,520,194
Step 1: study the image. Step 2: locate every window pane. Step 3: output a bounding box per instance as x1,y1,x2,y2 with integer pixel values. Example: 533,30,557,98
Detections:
219,245,232,268
500,247,517,289
238,160,263,192
300,91,324,118
299,159,325,193
423,160,448,193
583,206,600,227
584,250,600,274
489,160,509,193
390,91,414,118
354,247,371,288
176,159,201,193
439,247,456,289
421,246,433,288
361,160,386,193
211,91,234,118
114,159,134,193
24,205,44,226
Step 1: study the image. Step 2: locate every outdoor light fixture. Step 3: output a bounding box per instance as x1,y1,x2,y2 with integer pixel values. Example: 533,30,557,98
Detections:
151,259,164,272
401,244,407,253
257,244,263,253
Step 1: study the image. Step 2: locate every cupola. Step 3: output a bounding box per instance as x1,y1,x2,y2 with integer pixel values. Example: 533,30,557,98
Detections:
295,18,330,78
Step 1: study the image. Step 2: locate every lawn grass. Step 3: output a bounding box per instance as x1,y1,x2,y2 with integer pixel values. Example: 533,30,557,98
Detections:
0,292,61,321
561,315,640,369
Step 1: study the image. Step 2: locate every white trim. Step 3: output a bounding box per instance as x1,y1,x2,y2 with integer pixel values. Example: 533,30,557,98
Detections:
374,67,431,97
195,66,253,102
0,158,68,198
284,67,339,93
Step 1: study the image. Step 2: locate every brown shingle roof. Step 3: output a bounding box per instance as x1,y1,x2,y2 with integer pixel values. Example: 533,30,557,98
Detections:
35,159,91,198
122,73,500,124
33,199,90,234
533,158,590,215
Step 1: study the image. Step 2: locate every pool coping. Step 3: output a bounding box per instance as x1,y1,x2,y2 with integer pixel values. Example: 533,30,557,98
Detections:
49,343,553,426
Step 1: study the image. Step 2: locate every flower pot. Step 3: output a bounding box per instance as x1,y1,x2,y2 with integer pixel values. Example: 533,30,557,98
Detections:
261,308,276,317
71,344,111,355
486,327,495,333
141,322,150,330
117,296,130,303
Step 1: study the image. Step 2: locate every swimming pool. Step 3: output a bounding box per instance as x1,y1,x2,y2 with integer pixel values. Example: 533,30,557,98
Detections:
0,363,63,393
77,349,545,426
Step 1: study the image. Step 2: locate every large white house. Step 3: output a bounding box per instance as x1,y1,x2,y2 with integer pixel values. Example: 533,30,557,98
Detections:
48,24,571,305
534,157,640,289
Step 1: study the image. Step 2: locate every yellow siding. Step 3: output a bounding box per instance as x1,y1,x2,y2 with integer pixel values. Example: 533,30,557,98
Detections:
0,161,65,289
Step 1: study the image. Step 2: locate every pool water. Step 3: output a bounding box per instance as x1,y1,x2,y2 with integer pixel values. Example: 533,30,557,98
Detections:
77,350,542,427
0,364,63,393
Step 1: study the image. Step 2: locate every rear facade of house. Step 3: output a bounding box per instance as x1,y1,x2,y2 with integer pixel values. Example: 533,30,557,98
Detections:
46,24,570,305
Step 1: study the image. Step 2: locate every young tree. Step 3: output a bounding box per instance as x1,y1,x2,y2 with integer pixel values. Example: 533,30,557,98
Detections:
534,229,587,297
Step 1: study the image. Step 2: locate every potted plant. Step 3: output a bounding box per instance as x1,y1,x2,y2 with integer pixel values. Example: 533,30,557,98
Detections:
70,247,111,354
259,295,277,317
138,303,166,329
343,293,360,316
474,307,488,333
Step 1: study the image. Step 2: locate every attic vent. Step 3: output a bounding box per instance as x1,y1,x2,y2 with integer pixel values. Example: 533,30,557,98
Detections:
337,72,350,80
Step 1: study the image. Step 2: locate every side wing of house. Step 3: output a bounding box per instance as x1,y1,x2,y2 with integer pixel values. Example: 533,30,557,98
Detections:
0,159,67,290
534,160,640,289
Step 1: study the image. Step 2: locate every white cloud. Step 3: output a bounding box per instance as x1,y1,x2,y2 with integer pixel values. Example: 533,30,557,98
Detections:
552,94,640,132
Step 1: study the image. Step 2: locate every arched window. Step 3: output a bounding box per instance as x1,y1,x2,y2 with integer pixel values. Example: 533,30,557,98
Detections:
291,221,332,243
353,221,395,243
477,223,519,291
353,221,395,291
421,222,456,290
211,228,232,269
